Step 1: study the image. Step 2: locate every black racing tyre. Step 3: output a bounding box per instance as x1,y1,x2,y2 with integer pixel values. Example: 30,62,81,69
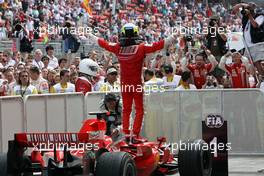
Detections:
95,152,137,176
0,153,7,176
178,139,212,176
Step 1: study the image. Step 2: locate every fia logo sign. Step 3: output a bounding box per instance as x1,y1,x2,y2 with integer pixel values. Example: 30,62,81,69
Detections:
205,114,224,128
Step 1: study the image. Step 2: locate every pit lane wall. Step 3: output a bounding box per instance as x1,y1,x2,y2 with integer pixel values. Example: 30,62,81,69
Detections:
0,90,263,154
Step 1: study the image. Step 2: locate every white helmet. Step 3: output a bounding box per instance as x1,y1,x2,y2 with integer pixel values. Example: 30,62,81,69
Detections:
79,59,99,76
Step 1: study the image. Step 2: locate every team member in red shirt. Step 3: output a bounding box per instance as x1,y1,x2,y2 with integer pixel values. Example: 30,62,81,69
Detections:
88,23,177,138
75,59,99,94
182,48,218,89
219,50,251,88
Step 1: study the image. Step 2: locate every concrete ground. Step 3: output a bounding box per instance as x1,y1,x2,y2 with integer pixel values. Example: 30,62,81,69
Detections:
172,156,264,176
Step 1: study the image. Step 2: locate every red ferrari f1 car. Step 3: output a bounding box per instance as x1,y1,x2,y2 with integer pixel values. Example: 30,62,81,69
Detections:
0,111,212,176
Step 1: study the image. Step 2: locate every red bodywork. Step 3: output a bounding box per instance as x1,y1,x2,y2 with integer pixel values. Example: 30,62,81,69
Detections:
15,117,177,176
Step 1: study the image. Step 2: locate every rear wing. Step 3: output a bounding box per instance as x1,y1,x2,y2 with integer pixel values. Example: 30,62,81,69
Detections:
15,132,104,147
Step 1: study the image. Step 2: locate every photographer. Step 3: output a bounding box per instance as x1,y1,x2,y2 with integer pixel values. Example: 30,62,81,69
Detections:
233,2,264,76
206,16,228,84
99,93,122,139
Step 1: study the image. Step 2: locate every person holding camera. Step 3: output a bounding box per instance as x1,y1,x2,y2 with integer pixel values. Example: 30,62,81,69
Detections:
202,75,223,89
233,2,264,76
181,46,218,89
206,15,228,84
99,93,123,140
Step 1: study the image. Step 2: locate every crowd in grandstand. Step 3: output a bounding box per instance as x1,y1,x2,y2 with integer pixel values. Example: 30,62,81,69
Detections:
0,0,264,96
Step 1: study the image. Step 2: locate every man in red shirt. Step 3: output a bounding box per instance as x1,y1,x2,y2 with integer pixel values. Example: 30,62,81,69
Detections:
219,50,251,88
88,23,177,138
182,48,218,89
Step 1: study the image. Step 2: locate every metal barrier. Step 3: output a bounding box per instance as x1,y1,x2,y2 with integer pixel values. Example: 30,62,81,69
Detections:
0,96,24,153
24,93,85,133
0,90,264,154
144,89,264,154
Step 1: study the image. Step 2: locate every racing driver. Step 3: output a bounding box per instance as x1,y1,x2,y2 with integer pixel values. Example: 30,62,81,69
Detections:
88,23,177,140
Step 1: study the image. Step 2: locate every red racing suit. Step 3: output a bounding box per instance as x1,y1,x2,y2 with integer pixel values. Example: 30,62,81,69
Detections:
97,38,167,135
75,77,92,95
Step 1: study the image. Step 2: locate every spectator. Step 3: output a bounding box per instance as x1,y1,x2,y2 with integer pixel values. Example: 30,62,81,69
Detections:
47,69,57,90
54,73,61,84
32,49,44,70
162,64,181,90
175,61,183,76
0,20,8,40
176,71,197,90
206,15,227,83
58,58,68,70
16,63,25,72
46,45,59,69
4,69,15,95
2,50,15,68
89,51,98,61
70,71,78,84
219,50,251,88
41,68,48,80
69,64,77,73
12,70,38,96
29,66,49,94
99,66,120,92
202,75,223,89
150,53,163,70
50,69,75,93
257,75,264,91
182,48,218,89
72,57,81,67
144,69,163,86
0,72,8,96
41,56,52,70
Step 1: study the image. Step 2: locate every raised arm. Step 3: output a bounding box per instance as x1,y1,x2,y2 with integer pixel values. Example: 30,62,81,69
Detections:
144,34,177,54
87,33,119,54
205,49,218,72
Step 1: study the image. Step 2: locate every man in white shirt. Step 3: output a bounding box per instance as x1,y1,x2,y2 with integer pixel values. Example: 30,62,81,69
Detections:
46,45,59,69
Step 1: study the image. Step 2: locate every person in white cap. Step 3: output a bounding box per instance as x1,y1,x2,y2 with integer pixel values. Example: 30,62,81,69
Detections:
99,66,120,92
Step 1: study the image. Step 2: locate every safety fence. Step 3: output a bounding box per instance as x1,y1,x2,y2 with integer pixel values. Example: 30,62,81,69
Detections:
0,39,104,58
0,89,264,155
